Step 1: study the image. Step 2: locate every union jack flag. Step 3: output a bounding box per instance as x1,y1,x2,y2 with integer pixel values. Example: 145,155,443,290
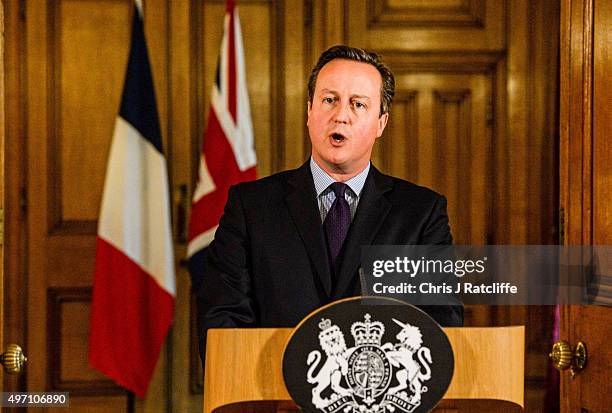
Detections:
187,0,256,287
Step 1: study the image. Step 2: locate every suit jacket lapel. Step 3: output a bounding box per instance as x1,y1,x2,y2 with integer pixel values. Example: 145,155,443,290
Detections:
285,162,333,297
333,166,393,299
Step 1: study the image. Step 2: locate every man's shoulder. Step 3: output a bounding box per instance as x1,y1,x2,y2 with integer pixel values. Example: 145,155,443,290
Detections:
235,169,297,191
375,169,445,204
233,167,299,192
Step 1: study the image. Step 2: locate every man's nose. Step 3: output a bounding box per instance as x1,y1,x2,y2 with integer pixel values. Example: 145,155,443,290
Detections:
333,102,351,124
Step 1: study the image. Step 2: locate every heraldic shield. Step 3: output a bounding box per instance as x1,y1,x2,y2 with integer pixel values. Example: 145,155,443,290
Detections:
283,297,454,413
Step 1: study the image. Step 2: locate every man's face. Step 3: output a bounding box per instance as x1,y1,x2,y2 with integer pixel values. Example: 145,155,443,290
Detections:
307,58,389,177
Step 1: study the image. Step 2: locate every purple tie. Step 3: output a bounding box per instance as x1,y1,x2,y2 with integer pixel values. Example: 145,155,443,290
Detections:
324,182,351,273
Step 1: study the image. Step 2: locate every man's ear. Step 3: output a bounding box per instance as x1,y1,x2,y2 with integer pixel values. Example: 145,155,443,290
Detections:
376,112,389,138
307,101,312,126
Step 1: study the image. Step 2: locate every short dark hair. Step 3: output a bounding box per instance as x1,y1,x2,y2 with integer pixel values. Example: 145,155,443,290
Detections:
307,45,395,116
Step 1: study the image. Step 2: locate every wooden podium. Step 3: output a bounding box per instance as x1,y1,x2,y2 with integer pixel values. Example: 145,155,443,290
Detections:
203,326,524,413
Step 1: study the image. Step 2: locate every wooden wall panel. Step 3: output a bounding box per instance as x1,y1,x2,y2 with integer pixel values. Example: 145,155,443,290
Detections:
281,1,308,170
47,288,119,393
369,0,486,27
378,91,418,179
375,72,491,245
310,0,347,54
57,1,131,224
348,0,504,50
168,0,199,411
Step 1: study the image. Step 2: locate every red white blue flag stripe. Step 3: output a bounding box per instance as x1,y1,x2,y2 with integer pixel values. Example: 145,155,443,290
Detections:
187,0,257,263
89,0,175,398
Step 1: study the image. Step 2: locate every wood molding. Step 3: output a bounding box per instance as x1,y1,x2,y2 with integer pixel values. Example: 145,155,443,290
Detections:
310,0,346,52
434,89,471,103
190,291,204,394
383,91,417,177
558,0,595,411
0,0,5,387
383,51,504,73
3,0,29,395
303,0,314,160
281,0,308,170
559,0,594,247
48,220,97,235
270,0,285,173
368,0,485,28
351,0,504,51
47,0,63,234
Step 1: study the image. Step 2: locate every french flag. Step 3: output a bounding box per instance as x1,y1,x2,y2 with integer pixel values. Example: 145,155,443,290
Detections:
89,0,175,398
187,0,256,289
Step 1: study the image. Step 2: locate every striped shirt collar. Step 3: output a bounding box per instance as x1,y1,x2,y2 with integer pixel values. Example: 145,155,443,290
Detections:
310,158,370,197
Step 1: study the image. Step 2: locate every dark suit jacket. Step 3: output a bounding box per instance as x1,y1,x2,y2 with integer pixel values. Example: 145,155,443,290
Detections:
196,161,463,362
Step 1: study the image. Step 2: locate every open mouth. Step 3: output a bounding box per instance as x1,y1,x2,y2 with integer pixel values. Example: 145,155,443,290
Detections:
331,133,346,143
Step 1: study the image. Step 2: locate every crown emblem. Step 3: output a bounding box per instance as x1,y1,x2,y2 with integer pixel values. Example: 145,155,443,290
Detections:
350,314,385,346
318,318,342,341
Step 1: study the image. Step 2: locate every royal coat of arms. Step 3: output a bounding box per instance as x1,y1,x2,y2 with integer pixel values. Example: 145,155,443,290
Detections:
306,314,433,413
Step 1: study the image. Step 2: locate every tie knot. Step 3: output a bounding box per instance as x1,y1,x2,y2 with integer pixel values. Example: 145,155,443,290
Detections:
330,182,348,199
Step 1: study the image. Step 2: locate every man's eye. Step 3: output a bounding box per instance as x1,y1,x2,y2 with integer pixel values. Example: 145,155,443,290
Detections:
354,101,366,109
322,97,334,104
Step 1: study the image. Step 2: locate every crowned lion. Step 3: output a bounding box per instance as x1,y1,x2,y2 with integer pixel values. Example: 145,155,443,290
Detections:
306,319,352,408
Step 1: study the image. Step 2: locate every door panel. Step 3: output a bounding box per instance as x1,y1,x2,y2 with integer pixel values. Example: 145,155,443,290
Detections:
376,72,491,245
348,0,504,51
57,1,131,223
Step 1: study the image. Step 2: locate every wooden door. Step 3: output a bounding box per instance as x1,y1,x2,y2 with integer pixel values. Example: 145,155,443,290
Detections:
559,0,612,411
5,0,171,411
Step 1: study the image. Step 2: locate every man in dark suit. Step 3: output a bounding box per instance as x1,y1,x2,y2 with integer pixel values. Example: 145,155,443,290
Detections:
197,45,463,362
